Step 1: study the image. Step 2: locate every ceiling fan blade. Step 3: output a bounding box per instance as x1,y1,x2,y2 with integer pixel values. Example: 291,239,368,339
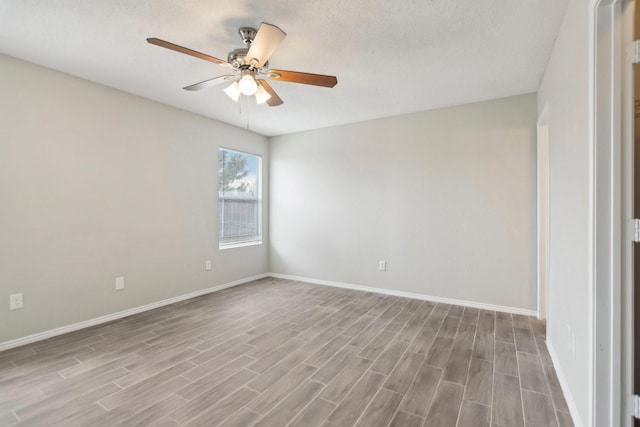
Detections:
183,75,237,91
257,80,283,106
268,69,337,88
147,38,233,69
246,23,286,68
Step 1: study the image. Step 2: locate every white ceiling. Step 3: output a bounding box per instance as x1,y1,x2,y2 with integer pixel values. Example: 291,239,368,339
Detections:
0,0,567,137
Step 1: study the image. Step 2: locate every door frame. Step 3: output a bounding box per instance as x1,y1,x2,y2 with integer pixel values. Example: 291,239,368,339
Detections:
591,0,633,425
537,105,550,321
622,0,636,423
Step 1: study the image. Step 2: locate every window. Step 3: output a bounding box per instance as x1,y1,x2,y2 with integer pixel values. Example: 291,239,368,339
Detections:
218,148,262,248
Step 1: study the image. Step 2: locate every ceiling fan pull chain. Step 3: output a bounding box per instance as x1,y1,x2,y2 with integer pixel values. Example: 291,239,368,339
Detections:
245,98,251,131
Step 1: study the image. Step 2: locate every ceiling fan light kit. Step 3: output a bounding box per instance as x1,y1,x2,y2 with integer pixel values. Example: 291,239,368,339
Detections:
254,83,272,104
223,81,241,102
238,70,258,96
147,22,337,107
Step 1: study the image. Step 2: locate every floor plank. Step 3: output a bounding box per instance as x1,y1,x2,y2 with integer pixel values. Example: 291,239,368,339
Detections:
424,381,464,427
327,371,386,426
522,389,558,427
353,388,403,427
399,362,442,417
388,410,424,427
289,397,336,427
492,372,524,427
252,380,324,427
457,400,490,427
464,357,493,406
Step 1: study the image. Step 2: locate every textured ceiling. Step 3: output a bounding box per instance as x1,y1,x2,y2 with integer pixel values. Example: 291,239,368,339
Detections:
0,0,568,136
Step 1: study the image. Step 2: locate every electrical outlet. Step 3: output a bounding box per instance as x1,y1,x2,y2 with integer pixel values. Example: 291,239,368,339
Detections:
205,260,212,271
378,260,387,271
115,276,125,290
9,293,23,310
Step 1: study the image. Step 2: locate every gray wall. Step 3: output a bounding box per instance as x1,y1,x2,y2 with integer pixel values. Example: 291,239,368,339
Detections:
269,93,538,312
0,54,269,343
537,0,591,424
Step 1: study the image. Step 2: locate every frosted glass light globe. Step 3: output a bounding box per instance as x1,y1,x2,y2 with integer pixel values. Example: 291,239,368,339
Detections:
238,74,258,96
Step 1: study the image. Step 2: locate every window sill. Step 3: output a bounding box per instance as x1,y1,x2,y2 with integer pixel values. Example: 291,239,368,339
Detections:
219,241,263,251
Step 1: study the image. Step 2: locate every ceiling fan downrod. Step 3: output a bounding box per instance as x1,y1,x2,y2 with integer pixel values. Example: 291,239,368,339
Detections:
238,27,257,45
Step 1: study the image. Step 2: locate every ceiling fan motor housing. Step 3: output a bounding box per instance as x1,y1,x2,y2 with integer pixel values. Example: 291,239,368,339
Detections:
227,47,268,71
227,47,248,66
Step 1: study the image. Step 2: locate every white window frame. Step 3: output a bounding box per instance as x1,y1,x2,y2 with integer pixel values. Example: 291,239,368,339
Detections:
218,147,262,249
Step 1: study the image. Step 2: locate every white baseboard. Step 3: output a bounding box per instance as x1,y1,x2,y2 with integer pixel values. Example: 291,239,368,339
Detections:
268,272,538,317
1,272,537,352
0,273,268,352
546,339,582,427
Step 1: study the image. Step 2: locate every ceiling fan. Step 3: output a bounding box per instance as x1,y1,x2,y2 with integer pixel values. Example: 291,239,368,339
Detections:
147,23,337,107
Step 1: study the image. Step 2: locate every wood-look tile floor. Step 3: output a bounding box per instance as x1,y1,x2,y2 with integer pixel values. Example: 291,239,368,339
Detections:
0,278,574,427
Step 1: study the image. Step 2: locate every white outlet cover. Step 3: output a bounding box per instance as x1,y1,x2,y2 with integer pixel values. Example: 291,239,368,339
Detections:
9,293,23,310
378,261,386,271
205,260,212,271
115,276,125,290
